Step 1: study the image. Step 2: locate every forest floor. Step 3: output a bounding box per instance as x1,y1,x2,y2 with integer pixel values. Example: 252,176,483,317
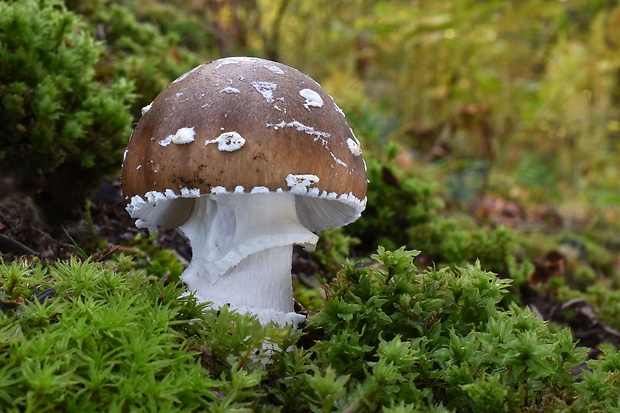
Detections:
1,180,618,369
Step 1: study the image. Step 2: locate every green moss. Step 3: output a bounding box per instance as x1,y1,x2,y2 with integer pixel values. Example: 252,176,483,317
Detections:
1,248,608,411
0,258,215,410
345,154,516,275
409,219,514,274
346,157,444,251
0,256,304,411
307,247,588,411
314,228,361,275
292,279,325,312
0,0,134,218
66,0,204,117
127,233,185,283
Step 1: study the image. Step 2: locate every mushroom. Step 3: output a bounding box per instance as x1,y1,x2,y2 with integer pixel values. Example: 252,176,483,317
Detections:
121,57,367,329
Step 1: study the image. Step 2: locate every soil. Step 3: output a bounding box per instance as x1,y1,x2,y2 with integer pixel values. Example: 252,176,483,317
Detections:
0,180,192,263
0,180,617,369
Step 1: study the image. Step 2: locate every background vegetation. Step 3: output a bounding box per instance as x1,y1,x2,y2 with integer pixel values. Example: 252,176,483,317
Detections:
3,0,620,411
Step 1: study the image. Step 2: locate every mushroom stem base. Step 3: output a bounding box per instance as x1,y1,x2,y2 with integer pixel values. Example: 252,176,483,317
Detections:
192,245,304,327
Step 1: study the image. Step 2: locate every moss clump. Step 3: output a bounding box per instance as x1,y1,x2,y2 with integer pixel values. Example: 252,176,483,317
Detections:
0,0,134,220
65,0,204,117
346,158,444,251
346,156,516,274
0,258,215,410
303,247,587,411
409,218,514,274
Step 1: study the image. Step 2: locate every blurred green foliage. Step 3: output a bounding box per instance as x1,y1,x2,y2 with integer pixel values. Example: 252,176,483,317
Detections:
193,0,620,209
343,149,517,275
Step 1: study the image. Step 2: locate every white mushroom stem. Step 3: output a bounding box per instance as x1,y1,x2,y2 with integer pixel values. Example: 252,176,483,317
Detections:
179,192,318,328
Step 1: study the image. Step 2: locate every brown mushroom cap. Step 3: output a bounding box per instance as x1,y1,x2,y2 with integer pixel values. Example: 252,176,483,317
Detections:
121,57,367,232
